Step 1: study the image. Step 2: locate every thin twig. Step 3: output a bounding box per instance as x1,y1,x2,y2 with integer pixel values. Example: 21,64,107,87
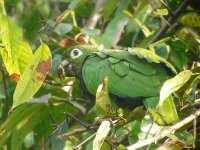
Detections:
73,133,97,150
193,112,197,148
44,80,63,86
48,113,59,129
58,126,98,139
65,111,90,129
159,0,174,16
51,96,87,114
147,0,173,30
127,108,200,150
179,99,200,111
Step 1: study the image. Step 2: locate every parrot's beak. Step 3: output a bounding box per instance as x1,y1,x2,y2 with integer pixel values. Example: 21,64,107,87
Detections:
57,59,75,79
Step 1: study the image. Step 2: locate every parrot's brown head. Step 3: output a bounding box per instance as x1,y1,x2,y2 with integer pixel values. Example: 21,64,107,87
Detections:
57,45,103,79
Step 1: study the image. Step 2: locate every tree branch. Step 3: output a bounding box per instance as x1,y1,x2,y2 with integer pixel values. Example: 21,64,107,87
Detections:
58,126,98,139
65,111,90,128
51,96,87,114
127,108,200,150
84,0,105,29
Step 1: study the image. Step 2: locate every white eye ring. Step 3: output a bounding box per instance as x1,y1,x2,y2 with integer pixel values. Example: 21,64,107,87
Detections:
70,48,83,59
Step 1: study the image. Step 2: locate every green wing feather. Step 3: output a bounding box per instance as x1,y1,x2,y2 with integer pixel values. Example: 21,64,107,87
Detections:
82,48,172,98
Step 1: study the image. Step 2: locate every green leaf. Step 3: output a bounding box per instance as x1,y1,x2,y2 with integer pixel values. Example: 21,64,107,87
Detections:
51,121,68,150
168,131,193,146
134,18,151,37
96,76,116,117
128,121,141,144
82,28,101,36
11,105,49,150
68,0,84,10
144,95,178,126
153,9,168,16
159,70,194,105
13,44,52,107
0,15,33,79
180,12,200,27
103,0,120,20
93,13,129,48
55,23,73,35
93,120,111,150
157,95,179,125
0,104,45,147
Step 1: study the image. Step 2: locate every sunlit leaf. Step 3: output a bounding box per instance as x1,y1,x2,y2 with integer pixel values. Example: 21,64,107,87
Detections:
96,76,116,117
13,44,52,107
134,19,151,37
0,16,33,81
93,120,111,150
180,12,200,27
153,9,168,16
160,70,194,105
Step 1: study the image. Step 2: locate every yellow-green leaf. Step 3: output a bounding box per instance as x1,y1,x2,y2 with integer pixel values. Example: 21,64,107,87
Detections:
180,12,200,27
96,76,116,117
153,9,168,16
13,44,52,107
159,70,194,105
0,15,33,81
93,120,111,150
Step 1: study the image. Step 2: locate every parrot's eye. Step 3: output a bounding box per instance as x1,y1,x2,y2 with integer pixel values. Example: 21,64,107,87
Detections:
70,48,83,59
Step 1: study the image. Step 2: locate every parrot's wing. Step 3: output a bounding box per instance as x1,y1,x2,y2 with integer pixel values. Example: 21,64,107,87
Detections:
127,48,177,74
83,48,172,98
97,48,176,75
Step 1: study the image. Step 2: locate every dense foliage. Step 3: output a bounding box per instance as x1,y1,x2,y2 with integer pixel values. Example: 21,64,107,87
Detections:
0,0,199,149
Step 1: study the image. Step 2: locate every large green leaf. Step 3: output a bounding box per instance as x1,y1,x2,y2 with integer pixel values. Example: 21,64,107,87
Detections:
0,15,33,81
159,70,194,105
13,44,52,107
11,105,49,150
0,104,45,148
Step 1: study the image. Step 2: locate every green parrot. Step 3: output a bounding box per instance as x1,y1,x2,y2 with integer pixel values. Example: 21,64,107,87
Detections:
58,45,179,125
